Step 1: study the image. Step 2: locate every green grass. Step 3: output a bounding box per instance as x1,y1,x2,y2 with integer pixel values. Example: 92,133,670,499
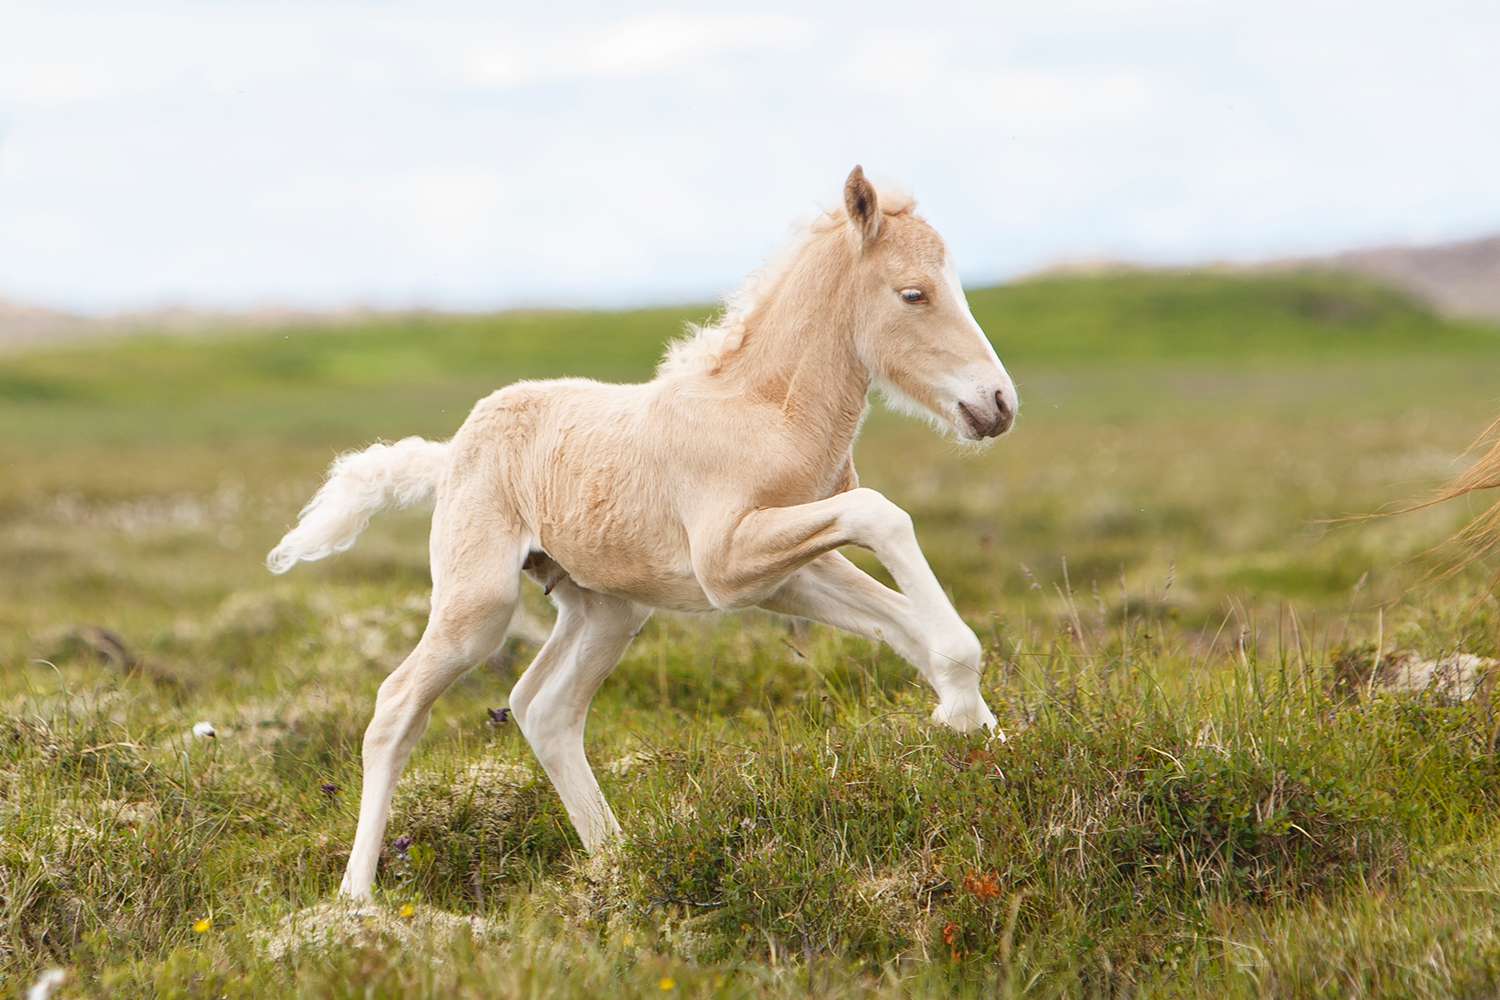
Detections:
3,270,1500,997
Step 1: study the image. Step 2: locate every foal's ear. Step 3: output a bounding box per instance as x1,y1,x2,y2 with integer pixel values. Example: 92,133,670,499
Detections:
843,164,881,246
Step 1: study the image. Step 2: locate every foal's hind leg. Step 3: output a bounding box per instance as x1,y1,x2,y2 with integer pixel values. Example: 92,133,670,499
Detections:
339,514,524,900
510,578,649,851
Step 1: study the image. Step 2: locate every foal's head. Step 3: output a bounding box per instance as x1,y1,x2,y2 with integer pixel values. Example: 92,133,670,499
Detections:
841,166,1018,442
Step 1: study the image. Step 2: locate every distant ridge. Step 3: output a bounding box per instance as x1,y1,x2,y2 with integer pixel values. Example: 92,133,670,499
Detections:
1268,234,1500,322
1027,232,1500,323
5,231,1499,350
0,301,396,352
0,298,88,348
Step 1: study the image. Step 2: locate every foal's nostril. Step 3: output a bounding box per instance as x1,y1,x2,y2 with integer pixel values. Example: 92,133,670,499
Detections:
993,390,1014,435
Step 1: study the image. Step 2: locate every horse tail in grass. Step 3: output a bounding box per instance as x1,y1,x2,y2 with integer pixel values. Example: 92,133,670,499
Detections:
1410,416,1500,573
1444,419,1500,566
266,436,450,574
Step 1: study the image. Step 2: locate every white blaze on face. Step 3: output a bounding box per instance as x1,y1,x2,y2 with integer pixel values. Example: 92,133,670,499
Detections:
941,256,1019,426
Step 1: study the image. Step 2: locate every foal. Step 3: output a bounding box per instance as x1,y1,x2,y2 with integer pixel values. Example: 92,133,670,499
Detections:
268,166,1019,900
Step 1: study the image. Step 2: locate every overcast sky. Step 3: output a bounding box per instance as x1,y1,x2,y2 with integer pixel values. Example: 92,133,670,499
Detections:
2,1,1498,313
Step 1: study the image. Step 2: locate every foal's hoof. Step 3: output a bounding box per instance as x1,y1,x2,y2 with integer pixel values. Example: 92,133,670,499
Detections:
337,880,374,905
931,698,1000,735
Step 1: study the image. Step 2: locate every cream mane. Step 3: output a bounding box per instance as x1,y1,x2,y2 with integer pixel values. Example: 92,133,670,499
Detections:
657,185,917,379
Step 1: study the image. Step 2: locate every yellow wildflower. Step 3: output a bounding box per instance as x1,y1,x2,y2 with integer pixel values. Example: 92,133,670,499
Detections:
658,976,676,991
192,917,212,934
399,903,417,919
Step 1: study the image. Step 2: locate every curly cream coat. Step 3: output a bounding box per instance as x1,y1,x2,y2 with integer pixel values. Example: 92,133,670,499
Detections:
269,166,1018,900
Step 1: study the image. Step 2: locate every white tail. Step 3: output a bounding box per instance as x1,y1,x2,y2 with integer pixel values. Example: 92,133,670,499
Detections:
266,436,450,574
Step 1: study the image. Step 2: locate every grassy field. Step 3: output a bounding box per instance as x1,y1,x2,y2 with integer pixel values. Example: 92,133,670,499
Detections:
3,270,1500,997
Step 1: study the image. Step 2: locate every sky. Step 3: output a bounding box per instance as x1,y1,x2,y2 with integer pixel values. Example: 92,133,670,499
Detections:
2,1,1498,314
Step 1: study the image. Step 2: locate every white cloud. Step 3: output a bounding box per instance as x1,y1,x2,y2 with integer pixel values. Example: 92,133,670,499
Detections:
0,1,1497,311
844,37,1153,129
0,8,815,109
459,14,814,87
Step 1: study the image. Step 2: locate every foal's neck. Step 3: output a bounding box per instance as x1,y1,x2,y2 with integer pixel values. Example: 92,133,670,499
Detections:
724,244,870,467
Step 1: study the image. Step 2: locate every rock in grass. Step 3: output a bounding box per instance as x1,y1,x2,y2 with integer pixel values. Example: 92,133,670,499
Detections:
254,899,496,961
36,625,137,671
1335,646,1497,703
1377,651,1496,703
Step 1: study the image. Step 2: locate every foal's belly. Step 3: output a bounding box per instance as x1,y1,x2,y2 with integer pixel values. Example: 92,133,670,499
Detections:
571,560,715,612
537,524,714,612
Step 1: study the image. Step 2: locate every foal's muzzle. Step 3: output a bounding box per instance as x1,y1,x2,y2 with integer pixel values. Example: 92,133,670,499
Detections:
958,390,1014,439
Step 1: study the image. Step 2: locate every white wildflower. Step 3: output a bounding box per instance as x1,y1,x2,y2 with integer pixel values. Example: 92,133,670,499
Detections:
27,968,67,1000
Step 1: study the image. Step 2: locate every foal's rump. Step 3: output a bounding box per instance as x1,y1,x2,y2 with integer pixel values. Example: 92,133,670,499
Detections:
263,377,687,596
262,377,611,576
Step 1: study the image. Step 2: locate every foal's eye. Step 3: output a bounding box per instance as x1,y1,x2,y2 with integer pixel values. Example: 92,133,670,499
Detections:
899,288,927,304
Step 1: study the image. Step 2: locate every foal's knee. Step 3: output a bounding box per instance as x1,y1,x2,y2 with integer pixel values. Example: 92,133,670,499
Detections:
842,488,915,549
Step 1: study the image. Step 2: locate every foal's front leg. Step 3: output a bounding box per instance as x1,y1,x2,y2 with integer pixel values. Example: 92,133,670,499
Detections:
691,487,995,730
762,552,999,733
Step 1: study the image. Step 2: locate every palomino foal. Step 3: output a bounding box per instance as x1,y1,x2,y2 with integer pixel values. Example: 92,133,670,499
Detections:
268,166,1018,900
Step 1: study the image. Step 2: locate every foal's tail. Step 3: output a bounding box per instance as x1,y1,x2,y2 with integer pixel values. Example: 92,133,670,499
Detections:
266,436,450,574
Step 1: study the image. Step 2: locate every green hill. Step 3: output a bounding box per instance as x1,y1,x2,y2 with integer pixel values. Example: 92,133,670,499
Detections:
1,271,1494,434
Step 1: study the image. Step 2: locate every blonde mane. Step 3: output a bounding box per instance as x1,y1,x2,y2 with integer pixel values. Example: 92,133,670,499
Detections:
657,185,917,379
